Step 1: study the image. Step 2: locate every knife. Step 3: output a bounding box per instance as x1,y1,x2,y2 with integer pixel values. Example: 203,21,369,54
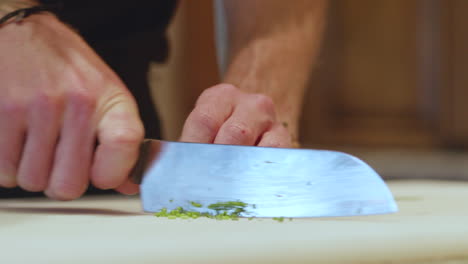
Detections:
130,140,398,218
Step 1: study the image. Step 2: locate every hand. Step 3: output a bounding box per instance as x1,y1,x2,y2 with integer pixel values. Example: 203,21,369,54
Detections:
0,14,143,199
180,84,292,147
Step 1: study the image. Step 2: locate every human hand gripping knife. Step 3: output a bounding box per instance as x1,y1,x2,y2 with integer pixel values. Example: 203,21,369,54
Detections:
130,140,398,218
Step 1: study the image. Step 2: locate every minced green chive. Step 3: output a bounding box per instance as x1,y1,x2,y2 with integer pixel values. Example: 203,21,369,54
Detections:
190,201,203,208
273,217,285,222
153,201,267,221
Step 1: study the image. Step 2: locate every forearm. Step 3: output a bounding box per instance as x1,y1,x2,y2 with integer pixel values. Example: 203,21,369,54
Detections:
222,0,327,141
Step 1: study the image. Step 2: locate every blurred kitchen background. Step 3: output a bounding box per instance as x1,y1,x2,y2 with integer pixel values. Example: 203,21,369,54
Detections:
149,0,468,181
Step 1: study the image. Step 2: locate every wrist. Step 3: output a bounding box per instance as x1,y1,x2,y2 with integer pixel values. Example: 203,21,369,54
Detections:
0,9,73,53
0,1,60,28
223,46,308,147
0,1,38,15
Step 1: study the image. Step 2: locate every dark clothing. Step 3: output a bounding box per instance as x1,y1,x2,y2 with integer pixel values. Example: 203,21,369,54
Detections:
0,1,178,198
43,0,177,45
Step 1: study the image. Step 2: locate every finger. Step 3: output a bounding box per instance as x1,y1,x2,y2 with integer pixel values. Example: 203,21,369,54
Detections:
45,92,96,200
91,98,144,191
0,100,26,188
17,94,62,192
214,94,275,145
257,123,292,148
180,84,237,143
115,179,140,195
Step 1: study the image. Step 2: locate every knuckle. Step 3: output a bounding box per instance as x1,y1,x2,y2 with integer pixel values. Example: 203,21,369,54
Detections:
33,92,64,115
261,125,292,148
224,123,255,143
199,87,217,99
190,111,221,133
251,94,275,115
214,83,238,93
0,99,26,117
200,83,238,99
105,127,144,147
66,90,97,114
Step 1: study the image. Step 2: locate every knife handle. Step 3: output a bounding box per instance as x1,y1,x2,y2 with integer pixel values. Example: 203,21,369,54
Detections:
129,139,154,184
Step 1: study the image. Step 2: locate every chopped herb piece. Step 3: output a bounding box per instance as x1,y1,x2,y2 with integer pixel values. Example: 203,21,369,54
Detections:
192,212,201,217
233,208,246,214
207,201,249,214
190,201,203,208
153,200,263,221
273,217,285,222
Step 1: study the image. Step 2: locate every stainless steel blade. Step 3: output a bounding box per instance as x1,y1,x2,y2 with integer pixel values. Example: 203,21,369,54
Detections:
133,140,398,218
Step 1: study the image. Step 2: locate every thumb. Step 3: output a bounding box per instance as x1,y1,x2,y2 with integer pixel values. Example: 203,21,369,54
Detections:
91,94,144,190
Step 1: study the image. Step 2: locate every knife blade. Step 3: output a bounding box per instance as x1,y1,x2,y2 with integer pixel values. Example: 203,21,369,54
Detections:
131,140,398,218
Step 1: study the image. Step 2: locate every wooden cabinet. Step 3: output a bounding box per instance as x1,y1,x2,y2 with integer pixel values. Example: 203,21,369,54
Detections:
301,0,468,149
440,0,468,147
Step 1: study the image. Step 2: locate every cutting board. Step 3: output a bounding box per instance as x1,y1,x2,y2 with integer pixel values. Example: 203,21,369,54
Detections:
1,180,468,264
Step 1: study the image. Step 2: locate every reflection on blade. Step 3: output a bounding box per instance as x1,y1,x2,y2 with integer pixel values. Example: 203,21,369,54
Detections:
139,141,398,218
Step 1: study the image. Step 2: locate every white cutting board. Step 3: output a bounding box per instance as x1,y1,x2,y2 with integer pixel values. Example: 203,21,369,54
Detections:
1,180,467,264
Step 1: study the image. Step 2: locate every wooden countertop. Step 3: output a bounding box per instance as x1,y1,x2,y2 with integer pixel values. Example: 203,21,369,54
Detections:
1,180,467,264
